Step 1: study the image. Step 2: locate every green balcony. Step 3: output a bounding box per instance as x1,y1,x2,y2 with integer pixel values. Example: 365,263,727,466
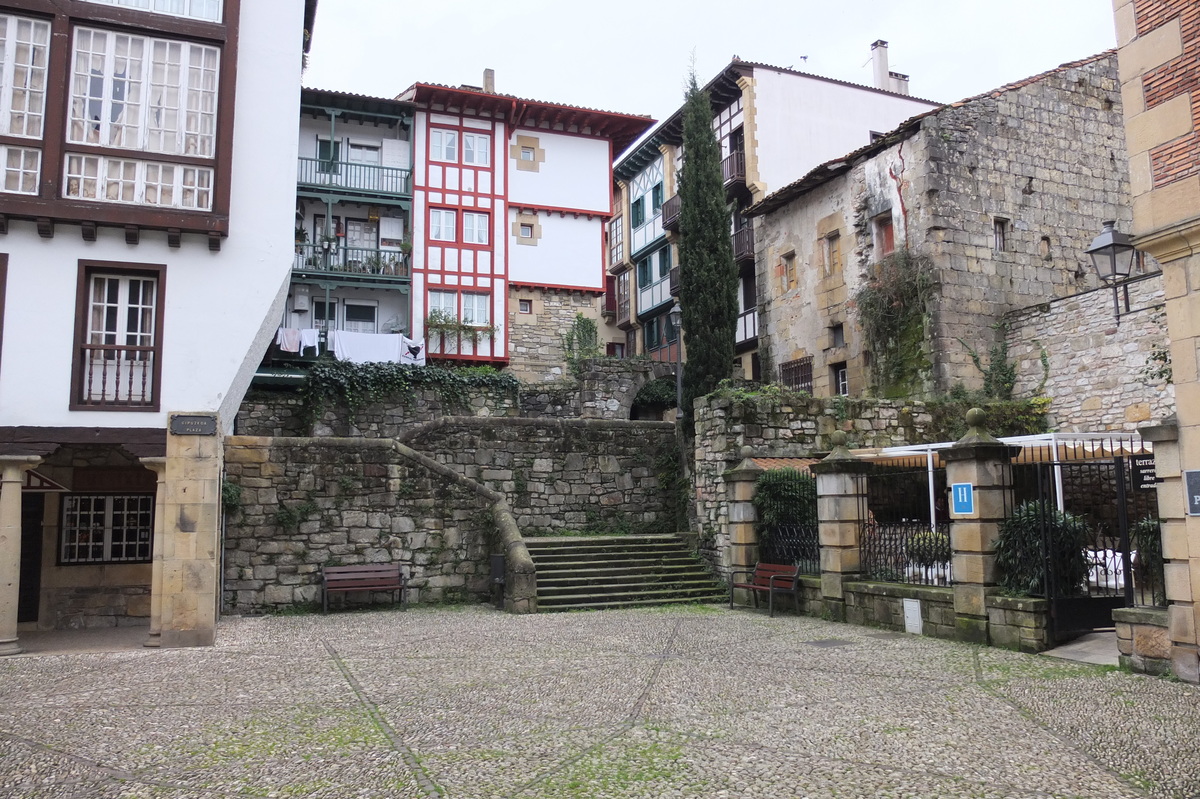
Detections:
293,244,410,282
296,157,412,199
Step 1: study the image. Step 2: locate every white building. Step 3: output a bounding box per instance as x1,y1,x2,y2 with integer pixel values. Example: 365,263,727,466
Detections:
0,0,314,650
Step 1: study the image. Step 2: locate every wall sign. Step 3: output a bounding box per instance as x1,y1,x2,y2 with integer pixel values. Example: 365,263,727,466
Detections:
1131,455,1158,491
1187,471,1200,516
951,482,975,515
169,415,218,436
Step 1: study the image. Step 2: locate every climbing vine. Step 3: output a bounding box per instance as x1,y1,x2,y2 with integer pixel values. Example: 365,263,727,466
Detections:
852,249,937,396
561,313,603,378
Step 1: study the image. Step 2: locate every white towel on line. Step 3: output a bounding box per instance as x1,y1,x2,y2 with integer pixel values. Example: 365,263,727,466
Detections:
328,330,405,364
276,327,301,353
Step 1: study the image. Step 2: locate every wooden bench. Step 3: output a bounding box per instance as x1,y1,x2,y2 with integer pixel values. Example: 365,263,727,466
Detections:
322,564,406,614
729,562,801,617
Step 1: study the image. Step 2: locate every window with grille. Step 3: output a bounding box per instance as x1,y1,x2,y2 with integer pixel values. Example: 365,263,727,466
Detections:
61,494,154,564
780,356,813,393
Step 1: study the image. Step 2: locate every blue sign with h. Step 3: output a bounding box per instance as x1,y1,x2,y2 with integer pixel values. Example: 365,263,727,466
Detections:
951,483,975,515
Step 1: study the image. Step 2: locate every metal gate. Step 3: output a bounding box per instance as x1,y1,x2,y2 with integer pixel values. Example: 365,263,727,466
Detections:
1012,443,1162,639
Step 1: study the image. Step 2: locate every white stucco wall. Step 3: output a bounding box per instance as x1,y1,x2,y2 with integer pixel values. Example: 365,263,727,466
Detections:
751,69,939,195
508,213,604,290
0,0,304,431
506,130,611,213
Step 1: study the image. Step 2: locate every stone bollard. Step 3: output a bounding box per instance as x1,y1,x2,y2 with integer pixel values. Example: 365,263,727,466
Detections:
810,432,872,623
941,409,1021,645
723,446,764,602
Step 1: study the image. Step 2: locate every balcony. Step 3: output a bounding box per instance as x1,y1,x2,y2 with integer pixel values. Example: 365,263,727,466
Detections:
294,244,410,281
733,226,755,264
722,150,746,190
735,308,758,351
638,274,673,315
669,265,680,296
75,345,157,409
296,157,412,199
661,194,680,231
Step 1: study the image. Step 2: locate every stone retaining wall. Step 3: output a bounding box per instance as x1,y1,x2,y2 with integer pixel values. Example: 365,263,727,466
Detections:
1113,606,1171,675
1005,273,1173,431
843,583,957,639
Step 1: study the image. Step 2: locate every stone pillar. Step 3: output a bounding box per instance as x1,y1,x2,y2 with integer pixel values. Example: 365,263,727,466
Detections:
810,432,872,623
139,457,167,648
0,456,42,656
160,413,224,648
723,446,764,597
1140,418,1199,681
941,409,1021,645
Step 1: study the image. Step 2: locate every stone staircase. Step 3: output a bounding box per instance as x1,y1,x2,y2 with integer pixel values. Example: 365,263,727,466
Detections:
525,534,725,612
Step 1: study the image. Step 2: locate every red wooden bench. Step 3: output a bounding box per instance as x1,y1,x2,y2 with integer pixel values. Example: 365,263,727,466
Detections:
322,564,406,614
729,562,801,617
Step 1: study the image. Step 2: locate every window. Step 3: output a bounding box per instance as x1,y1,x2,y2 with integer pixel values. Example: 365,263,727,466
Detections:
462,133,490,166
78,0,223,23
644,316,661,350
72,264,165,410
874,214,894,259
615,271,630,321
347,141,380,166
994,217,1009,252
519,224,533,239
462,212,489,245
780,251,795,293
316,138,340,173
651,182,663,213
520,146,534,161
69,28,220,158
823,232,841,275
606,342,625,358
313,298,336,331
0,15,52,140
625,329,636,357
462,293,489,326
636,256,652,288
630,197,645,228
428,290,456,317
830,323,845,348
430,128,457,162
63,154,213,209
608,216,624,265
429,209,456,242
780,356,813,393
518,299,532,314
343,301,377,334
2,146,41,194
831,362,849,396
61,494,154,564
657,247,672,279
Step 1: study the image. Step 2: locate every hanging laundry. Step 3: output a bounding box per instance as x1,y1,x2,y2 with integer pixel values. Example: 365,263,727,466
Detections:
400,336,426,366
275,327,301,353
328,330,405,364
299,328,321,354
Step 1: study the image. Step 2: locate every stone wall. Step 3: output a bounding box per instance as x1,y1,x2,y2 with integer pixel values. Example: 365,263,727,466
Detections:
223,437,496,613
692,393,934,568
1113,606,1171,676
579,359,675,419
507,287,603,383
1004,273,1173,431
843,583,956,639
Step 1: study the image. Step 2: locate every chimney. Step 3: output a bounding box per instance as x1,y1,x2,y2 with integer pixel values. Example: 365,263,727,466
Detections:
871,40,890,91
483,68,495,93
889,70,910,96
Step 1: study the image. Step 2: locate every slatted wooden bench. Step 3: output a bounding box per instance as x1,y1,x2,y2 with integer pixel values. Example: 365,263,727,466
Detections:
728,562,801,617
322,564,406,614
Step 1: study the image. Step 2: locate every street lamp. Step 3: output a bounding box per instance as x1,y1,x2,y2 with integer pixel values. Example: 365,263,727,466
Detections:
1085,220,1138,320
668,302,683,415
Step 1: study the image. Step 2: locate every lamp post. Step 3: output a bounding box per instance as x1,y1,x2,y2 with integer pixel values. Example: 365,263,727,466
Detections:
668,302,683,416
1085,220,1138,320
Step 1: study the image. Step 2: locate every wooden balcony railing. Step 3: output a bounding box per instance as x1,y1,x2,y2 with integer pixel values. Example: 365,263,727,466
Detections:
669,265,680,296
294,244,410,278
76,344,157,408
722,150,746,187
661,194,681,230
296,157,412,197
732,226,755,263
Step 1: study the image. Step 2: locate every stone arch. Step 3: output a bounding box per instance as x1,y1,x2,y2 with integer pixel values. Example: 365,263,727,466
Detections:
577,359,676,421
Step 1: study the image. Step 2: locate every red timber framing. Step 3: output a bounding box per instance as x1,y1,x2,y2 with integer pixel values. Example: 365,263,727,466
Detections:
0,0,240,243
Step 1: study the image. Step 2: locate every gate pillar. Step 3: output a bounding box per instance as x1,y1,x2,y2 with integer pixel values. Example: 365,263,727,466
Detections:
942,410,1021,645
0,456,42,656
810,432,873,623
723,448,764,601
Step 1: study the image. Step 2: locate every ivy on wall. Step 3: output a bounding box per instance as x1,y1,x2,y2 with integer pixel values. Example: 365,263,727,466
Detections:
852,249,937,397
924,398,1051,441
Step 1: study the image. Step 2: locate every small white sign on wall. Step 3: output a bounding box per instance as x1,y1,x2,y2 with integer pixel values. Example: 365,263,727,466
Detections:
903,598,923,635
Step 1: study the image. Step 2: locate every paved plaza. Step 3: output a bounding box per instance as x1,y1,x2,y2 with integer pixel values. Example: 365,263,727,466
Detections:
2,605,1199,798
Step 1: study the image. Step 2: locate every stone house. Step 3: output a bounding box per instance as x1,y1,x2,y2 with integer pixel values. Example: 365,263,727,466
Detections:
746,51,1146,402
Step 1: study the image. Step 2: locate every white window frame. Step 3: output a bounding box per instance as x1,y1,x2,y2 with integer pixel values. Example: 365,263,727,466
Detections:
462,211,489,245
429,208,456,242
1,145,40,194
518,224,533,239
429,128,458,163
342,300,378,334
76,0,223,23
462,132,490,166
80,271,158,406
68,27,220,159
63,153,213,209
428,290,457,318
518,299,532,314
0,14,51,140
520,146,534,162
61,493,154,564
461,293,490,326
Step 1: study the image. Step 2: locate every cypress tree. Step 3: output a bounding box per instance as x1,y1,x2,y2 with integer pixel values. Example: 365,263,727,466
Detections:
677,73,738,429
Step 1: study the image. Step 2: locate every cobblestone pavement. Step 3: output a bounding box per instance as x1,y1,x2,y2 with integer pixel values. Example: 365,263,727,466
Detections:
2,605,1199,799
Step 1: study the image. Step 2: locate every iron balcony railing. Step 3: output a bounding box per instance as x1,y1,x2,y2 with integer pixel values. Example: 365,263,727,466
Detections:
722,150,746,187
733,226,755,263
77,344,156,408
661,194,680,230
296,157,412,197
294,244,410,278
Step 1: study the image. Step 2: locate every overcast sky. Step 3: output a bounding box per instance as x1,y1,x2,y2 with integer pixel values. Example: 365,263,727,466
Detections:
303,0,1118,152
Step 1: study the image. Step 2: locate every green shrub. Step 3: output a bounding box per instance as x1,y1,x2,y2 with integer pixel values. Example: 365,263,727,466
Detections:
995,501,1090,596
908,528,951,567
1130,516,1165,606
753,469,817,536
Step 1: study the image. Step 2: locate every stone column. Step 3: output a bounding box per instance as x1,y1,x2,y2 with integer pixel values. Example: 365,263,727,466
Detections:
0,456,42,656
723,446,764,598
139,457,167,648
810,432,872,622
160,413,224,648
1140,418,1199,681
941,409,1021,645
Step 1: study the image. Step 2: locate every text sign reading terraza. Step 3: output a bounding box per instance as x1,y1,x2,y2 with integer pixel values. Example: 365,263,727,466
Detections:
1131,455,1158,491
169,415,218,436
1187,471,1200,517
951,483,975,515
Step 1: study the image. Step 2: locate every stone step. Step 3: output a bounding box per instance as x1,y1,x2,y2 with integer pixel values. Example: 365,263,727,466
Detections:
536,564,711,581
538,594,727,613
538,577,721,597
